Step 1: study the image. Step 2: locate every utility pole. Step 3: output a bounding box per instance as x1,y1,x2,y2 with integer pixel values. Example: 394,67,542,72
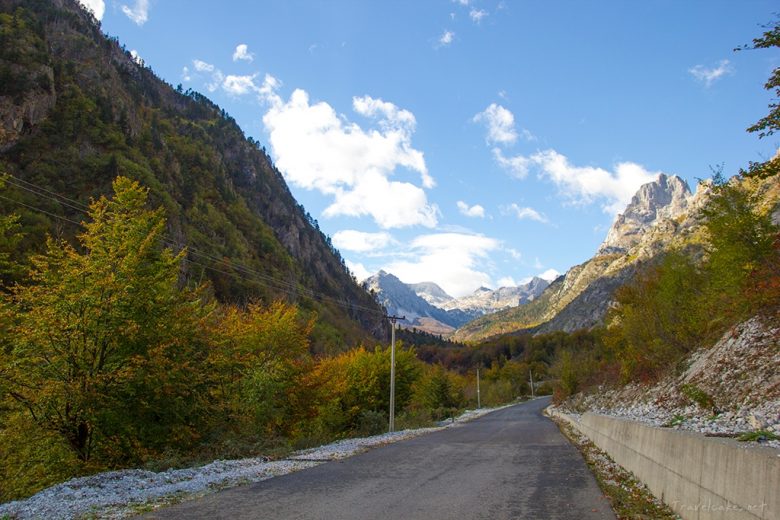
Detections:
386,315,405,433
529,369,535,398
476,368,481,409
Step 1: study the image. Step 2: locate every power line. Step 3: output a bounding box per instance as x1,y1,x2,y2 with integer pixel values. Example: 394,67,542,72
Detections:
0,174,387,318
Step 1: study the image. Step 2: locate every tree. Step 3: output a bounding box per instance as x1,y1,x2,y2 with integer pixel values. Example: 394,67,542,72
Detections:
738,17,780,138
2,177,212,463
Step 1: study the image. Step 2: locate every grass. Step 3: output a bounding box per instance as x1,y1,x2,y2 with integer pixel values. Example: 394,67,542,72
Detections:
662,414,686,427
551,416,680,520
737,430,780,442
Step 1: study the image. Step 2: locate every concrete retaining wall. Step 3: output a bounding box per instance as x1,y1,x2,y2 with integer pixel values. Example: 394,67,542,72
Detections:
550,410,780,520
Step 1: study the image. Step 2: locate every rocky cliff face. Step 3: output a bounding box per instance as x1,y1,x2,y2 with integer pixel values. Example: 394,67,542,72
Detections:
0,0,387,345
598,174,692,255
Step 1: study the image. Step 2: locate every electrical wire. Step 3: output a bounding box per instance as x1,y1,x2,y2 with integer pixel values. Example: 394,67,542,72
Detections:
0,173,387,317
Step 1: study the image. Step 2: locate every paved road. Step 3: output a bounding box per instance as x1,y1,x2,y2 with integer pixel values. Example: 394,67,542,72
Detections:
145,397,614,519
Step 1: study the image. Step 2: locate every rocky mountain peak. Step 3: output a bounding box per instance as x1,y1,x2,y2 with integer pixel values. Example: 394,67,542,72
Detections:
408,281,453,307
599,174,692,255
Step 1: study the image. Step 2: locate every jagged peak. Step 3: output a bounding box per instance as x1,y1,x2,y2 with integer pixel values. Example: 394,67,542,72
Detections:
598,173,693,255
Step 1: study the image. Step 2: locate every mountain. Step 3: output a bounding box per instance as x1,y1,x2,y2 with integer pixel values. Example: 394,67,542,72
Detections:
0,0,386,348
598,174,692,255
408,281,454,307
440,277,550,315
365,272,550,335
364,271,474,334
454,174,706,341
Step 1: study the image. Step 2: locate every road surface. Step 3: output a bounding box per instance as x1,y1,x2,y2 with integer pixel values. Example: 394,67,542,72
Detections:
144,397,614,519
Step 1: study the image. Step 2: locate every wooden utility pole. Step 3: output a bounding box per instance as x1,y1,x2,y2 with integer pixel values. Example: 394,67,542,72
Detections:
386,315,405,432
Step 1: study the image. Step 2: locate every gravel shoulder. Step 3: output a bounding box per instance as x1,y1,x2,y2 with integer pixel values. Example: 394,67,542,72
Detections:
560,315,780,449
0,405,513,520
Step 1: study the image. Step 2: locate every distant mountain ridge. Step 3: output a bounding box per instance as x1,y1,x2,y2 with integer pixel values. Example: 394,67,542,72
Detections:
365,271,549,335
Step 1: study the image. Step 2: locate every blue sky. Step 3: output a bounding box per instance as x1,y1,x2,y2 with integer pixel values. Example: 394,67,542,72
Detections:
82,0,778,297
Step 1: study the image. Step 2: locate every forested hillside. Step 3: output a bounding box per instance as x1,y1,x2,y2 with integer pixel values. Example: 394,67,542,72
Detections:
0,0,386,350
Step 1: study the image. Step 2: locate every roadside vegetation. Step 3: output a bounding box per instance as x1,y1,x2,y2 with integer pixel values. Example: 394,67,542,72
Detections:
0,176,538,502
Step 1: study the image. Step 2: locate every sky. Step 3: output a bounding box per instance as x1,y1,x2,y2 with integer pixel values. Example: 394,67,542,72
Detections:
80,0,778,297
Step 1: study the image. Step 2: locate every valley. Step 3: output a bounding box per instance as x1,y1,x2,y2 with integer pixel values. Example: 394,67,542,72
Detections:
0,1,778,519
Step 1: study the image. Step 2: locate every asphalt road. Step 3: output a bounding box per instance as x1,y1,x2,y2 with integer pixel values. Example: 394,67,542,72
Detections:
144,397,614,519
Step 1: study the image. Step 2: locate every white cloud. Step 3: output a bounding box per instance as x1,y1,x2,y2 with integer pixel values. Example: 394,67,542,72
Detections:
493,147,531,179
469,9,488,22
77,0,105,20
345,260,371,282
260,85,437,229
497,276,517,287
193,59,215,73
495,148,659,215
232,44,255,62
181,66,191,82
452,0,470,5
129,49,143,66
530,149,660,215
503,203,548,223
384,233,500,297
121,0,149,25
689,59,733,87
439,30,455,46
539,268,561,282
457,201,485,218
222,74,259,96
473,103,518,145
332,230,393,253
506,247,522,260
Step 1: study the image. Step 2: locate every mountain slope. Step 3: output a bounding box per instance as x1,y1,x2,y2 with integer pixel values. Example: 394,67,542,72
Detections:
0,0,386,348
454,172,780,342
453,174,695,341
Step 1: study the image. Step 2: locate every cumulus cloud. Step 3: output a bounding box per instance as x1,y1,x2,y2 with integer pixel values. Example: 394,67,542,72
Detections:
689,59,733,87
232,44,255,62
332,230,393,253
384,233,501,297
503,203,548,223
494,148,659,215
439,30,455,46
260,84,437,229
222,74,260,96
539,268,561,281
345,260,371,282
77,0,105,20
497,276,517,287
121,0,149,25
457,201,486,218
469,9,488,22
530,150,660,215
474,103,518,145
181,66,191,82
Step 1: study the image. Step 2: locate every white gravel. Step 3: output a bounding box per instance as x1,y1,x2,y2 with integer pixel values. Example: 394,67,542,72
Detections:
559,316,780,449
0,405,511,519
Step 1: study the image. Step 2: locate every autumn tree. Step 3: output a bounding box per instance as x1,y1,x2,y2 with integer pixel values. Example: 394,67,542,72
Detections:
2,177,213,463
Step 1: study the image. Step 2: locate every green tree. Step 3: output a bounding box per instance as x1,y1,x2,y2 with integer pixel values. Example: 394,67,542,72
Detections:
2,177,212,463
738,18,780,138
